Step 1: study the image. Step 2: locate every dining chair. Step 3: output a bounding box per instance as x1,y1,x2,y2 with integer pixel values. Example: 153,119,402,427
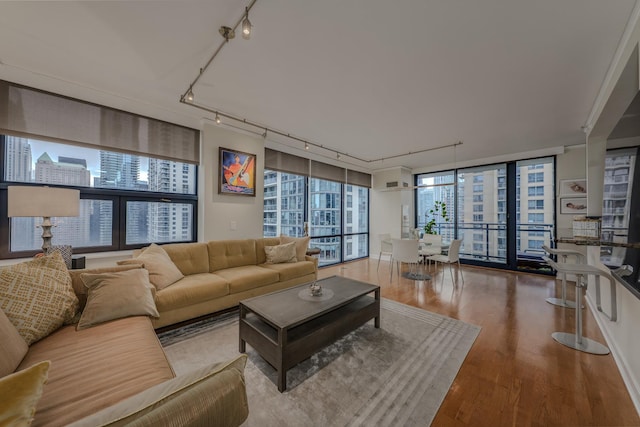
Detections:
425,239,464,284
390,238,420,281
419,234,442,269
377,233,393,271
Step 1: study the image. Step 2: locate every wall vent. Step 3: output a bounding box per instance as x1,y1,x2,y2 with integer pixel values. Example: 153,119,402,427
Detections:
386,181,409,188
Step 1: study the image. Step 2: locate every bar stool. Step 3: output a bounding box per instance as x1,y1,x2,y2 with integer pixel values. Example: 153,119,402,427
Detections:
542,245,584,309
543,256,612,355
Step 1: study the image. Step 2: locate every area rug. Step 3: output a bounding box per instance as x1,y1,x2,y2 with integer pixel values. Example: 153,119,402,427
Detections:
159,299,480,427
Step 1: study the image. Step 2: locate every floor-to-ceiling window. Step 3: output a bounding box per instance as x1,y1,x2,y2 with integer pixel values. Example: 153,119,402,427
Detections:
263,149,370,267
457,164,507,263
515,157,555,271
416,171,455,242
343,183,369,261
415,156,555,272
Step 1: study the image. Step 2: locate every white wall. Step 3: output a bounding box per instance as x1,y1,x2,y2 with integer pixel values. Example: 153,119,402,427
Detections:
555,145,588,265
370,167,413,258
199,124,265,241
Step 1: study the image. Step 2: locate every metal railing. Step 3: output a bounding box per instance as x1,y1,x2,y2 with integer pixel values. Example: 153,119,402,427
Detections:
419,222,554,264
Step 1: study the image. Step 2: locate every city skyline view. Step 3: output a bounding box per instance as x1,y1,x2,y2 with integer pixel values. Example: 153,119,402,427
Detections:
5,136,195,252
28,139,150,184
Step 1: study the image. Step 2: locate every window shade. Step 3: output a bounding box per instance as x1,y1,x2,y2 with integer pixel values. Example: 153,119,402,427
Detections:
346,169,371,188
264,148,309,175
310,160,345,183
0,80,200,164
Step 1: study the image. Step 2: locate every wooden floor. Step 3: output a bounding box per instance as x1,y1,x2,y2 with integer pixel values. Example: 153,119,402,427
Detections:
318,258,640,427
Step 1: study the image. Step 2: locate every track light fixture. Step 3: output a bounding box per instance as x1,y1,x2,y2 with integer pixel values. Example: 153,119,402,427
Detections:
305,142,309,150
180,1,257,117
242,7,252,40
185,87,194,103
336,153,341,160
215,113,221,124
219,26,235,41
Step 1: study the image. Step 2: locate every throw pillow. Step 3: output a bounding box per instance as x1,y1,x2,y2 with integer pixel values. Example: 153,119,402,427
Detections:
264,241,297,264
117,243,184,290
77,268,159,330
0,252,79,345
0,361,50,427
0,308,28,377
279,235,310,262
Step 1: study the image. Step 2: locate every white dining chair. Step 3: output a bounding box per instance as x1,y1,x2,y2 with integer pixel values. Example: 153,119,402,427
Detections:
425,239,464,284
390,238,421,281
377,233,393,271
419,234,442,269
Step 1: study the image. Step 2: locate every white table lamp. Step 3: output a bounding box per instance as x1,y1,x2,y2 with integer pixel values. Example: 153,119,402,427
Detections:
7,186,80,253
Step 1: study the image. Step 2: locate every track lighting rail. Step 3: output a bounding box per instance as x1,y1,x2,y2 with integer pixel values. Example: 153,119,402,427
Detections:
179,0,462,164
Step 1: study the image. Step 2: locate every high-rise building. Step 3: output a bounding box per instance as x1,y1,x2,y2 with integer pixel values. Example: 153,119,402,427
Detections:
97,151,142,189
601,150,636,266
4,136,32,182
146,159,194,243
31,152,92,249
35,152,90,186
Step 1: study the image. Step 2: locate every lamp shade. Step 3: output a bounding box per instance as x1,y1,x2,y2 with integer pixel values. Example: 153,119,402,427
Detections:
7,186,80,218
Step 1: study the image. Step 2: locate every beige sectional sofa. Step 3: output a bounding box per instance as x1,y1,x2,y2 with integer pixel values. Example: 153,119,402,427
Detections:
131,237,318,328
0,236,317,426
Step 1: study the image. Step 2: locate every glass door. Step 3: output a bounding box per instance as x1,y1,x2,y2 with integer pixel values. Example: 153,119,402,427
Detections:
457,164,507,264
515,157,555,272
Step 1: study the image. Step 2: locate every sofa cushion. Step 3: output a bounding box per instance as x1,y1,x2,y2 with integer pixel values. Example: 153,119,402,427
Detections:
0,308,28,377
255,237,281,265
264,241,297,264
215,266,280,294
260,260,317,282
154,273,229,312
69,264,145,311
19,316,174,427
0,252,79,345
68,355,248,427
280,235,310,261
208,239,257,272
118,243,184,290
0,361,50,427
77,269,159,330
161,242,210,275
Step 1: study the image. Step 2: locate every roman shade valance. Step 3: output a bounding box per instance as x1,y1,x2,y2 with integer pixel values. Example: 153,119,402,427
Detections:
347,169,371,188
264,148,309,175
0,80,200,164
310,160,346,183
265,148,371,187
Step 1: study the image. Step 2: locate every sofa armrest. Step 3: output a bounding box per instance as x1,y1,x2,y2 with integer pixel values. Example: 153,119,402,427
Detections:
305,255,319,269
69,355,248,427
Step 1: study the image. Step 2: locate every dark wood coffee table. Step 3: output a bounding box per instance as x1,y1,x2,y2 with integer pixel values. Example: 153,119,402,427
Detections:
239,275,380,392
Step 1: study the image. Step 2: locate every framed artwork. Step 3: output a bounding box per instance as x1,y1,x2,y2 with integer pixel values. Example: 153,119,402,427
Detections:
559,179,587,196
560,197,587,214
218,147,257,196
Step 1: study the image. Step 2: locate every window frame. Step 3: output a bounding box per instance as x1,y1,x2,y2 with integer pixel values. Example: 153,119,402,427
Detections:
0,136,198,259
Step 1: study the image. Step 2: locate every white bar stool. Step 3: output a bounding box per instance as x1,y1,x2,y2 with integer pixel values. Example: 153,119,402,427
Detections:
543,256,613,355
542,245,584,309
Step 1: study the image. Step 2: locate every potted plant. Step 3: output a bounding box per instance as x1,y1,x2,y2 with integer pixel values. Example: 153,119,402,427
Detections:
424,201,450,235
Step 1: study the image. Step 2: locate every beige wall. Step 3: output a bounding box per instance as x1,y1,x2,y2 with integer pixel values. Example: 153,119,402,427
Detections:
199,124,265,241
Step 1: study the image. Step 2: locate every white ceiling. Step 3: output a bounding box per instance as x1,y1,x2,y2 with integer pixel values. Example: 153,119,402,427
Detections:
0,0,636,172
